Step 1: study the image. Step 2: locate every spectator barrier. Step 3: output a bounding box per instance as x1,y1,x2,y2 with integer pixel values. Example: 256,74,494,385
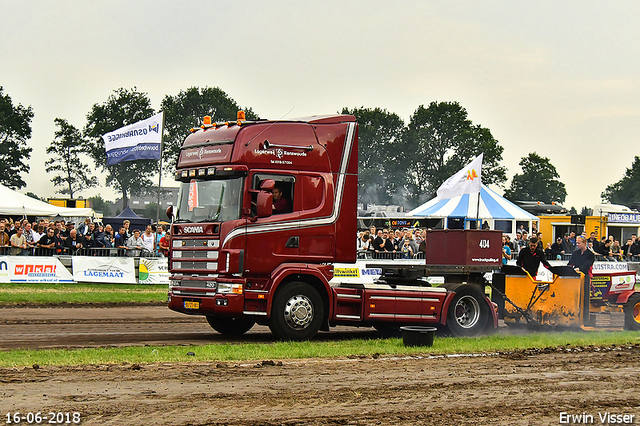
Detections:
0,255,168,284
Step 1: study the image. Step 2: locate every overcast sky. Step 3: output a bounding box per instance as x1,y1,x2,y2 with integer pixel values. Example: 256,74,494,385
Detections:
2,1,639,210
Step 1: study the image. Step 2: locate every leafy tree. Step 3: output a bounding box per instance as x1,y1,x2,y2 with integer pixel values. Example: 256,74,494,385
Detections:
401,101,507,206
161,87,258,171
45,118,98,198
601,156,640,206
83,87,159,210
580,206,593,216
503,152,567,203
25,192,44,201
340,107,405,206
569,206,577,215
87,194,112,216
0,87,33,189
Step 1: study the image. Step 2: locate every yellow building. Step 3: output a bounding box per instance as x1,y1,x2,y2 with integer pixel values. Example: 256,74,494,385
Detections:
537,204,640,245
47,198,89,209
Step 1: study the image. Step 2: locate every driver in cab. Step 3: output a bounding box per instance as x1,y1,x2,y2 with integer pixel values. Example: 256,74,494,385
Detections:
272,186,291,214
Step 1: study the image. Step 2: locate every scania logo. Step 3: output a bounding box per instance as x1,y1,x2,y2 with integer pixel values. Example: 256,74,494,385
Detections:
183,226,204,233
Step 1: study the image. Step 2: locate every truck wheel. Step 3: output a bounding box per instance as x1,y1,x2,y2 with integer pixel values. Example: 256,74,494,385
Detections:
446,286,490,337
269,282,324,341
206,316,255,335
624,293,640,331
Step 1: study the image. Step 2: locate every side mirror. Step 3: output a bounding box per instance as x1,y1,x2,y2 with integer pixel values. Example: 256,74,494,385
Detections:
256,192,273,218
260,179,275,191
166,206,174,220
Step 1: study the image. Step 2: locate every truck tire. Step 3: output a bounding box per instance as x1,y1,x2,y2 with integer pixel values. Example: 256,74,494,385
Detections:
624,293,640,331
446,285,490,337
269,282,324,341
206,316,255,335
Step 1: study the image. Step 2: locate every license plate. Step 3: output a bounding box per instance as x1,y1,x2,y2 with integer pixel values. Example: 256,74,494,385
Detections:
184,301,200,309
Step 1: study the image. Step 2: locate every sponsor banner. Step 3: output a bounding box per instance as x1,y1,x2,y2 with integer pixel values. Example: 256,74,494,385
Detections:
0,258,8,283
138,258,169,284
0,256,73,283
73,257,136,284
592,262,628,272
103,112,163,166
607,212,640,223
334,267,360,278
610,273,636,292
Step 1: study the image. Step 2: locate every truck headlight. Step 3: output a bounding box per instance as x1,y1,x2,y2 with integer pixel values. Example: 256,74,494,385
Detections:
217,283,243,294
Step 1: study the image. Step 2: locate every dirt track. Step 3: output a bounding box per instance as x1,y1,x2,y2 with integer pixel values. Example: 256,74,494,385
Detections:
1,307,639,425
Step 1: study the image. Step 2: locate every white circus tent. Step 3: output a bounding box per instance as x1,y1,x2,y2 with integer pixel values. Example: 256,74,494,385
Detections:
0,184,94,217
407,183,538,232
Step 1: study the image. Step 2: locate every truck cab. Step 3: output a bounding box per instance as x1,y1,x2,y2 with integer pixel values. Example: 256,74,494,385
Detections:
168,113,359,339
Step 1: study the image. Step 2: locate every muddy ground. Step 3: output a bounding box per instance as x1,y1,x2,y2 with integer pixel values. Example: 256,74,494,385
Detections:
1,307,639,425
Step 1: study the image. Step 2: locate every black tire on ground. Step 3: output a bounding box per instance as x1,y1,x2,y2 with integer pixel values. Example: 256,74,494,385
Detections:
269,282,324,341
446,285,490,337
624,293,640,331
205,316,255,335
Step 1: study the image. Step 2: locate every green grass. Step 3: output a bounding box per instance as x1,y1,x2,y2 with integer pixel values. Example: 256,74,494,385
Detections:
1,331,638,368
0,283,167,305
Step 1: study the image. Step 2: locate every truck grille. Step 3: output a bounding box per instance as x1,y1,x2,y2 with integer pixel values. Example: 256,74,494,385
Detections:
180,280,217,289
179,250,217,259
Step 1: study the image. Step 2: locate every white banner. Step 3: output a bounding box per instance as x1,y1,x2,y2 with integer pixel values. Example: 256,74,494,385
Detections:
138,258,170,284
436,153,483,199
103,112,163,166
72,257,136,284
0,256,74,283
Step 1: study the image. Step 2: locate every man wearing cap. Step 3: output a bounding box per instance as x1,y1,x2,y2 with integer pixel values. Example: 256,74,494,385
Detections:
551,237,564,259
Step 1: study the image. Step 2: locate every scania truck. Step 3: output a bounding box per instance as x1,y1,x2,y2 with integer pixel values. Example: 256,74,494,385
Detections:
167,112,499,340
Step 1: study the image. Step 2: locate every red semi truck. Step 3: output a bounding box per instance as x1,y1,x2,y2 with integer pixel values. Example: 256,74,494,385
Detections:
166,113,499,340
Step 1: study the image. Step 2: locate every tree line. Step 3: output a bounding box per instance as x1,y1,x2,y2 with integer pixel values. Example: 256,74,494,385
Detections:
0,85,637,211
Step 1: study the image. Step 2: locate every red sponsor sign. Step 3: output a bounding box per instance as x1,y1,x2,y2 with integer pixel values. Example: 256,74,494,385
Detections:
14,264,56,275
188,180,198,212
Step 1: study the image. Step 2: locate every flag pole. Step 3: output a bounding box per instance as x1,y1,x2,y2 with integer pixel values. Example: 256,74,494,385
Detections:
475,186,481,229
155,111,165,226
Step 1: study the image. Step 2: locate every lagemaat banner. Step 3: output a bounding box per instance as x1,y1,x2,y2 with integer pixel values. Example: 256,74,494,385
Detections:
138,258,169,284
102,112,164,166
0,256,74,283
72,257,136,284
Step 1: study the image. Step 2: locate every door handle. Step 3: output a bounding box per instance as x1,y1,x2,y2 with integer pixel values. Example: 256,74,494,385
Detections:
285,236,299,248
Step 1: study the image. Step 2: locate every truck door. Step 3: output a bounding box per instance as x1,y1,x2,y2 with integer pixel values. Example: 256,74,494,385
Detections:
244,173,299,274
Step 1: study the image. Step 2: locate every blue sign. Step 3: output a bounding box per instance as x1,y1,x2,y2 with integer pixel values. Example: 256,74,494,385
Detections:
607,213,640,223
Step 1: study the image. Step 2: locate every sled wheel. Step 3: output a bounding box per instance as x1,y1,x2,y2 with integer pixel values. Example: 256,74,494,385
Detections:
624,293,640,331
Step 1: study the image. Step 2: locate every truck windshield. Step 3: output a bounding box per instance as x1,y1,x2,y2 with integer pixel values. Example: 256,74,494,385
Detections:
175,177,243,223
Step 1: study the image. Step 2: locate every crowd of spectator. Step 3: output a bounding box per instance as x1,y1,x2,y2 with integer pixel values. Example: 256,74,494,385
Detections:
502,229,640,263
357,225,427,259
0,217,171,257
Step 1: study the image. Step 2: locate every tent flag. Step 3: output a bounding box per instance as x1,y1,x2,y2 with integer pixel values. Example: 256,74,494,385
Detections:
103,112,164,166
436,153,483,200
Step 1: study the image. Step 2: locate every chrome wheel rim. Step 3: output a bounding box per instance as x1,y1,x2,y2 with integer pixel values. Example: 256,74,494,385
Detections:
284,294,314,329
454,295,481,329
